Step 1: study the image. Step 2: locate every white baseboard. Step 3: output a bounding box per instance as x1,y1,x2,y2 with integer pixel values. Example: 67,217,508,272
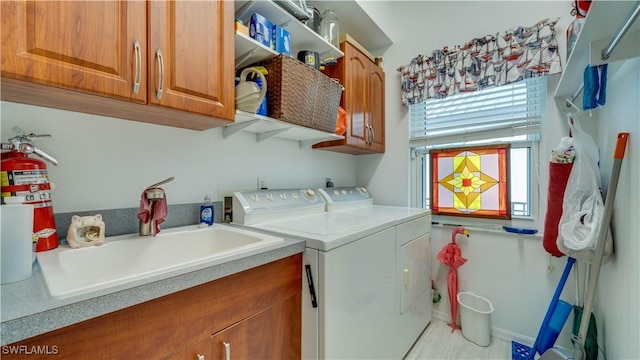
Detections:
432,309,534,345
431,310,571,354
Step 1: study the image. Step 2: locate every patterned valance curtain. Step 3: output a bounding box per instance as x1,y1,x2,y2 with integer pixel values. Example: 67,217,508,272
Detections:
398,18,561,106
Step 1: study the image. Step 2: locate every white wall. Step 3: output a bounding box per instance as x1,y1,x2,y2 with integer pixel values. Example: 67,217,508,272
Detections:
0,102,357,212
356,0,639,356
591,58,640,360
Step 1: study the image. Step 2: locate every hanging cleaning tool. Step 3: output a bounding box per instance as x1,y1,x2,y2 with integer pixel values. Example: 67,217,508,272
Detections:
519,257,575,360
437,226,469,332
572,133,629,360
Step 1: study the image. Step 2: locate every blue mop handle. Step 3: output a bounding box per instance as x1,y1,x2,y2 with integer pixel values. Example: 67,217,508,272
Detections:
528,257,576,359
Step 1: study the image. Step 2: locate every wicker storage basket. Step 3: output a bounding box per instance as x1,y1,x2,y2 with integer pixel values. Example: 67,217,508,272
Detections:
259,55,342,133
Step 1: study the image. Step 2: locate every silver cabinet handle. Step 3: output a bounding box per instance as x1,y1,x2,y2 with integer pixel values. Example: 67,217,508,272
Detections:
223,342,230,360
369,125,375,145
196,354,205,360
133,39,141,94
155,48,164,100
365,124,370,145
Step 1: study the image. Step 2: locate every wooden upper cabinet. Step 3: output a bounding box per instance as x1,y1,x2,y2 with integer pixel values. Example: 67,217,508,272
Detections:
148,1,235,120
1,0,235,130
345,46,370,149
314,41,385,154
367,63,385,152
1,1,147,103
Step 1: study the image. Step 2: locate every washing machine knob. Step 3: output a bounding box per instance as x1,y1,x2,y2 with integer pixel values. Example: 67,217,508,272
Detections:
304,189,316,199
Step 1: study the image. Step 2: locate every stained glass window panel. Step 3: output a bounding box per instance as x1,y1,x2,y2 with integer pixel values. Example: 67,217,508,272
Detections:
430,144,511,220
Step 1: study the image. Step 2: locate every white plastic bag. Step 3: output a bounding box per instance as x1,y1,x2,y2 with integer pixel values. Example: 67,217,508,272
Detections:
557,115,612,263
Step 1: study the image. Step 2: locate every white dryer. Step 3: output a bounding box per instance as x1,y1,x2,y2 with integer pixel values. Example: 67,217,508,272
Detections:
232,187,431,359
317,187,433,357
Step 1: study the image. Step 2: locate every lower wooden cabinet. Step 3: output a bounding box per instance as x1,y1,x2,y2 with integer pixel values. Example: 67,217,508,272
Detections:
163,337,211,360
4,254,302,360
210,294,301,360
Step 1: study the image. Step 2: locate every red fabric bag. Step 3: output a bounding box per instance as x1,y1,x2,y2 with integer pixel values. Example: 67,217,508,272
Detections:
543,162,573,257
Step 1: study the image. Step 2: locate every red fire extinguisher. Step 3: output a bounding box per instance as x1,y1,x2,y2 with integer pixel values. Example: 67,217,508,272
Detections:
1,131,59,252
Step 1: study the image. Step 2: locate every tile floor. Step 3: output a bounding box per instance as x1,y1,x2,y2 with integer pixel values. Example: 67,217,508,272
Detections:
405,319,512,359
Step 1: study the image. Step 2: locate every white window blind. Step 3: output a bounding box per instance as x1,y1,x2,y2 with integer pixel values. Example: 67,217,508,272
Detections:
409,77,546,147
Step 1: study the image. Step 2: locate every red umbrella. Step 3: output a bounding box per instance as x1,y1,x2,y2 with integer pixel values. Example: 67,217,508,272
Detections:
437,226,469,332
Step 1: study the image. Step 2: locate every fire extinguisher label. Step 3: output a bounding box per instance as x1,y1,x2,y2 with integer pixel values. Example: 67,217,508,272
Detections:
2,169,49,185
1,170,52,203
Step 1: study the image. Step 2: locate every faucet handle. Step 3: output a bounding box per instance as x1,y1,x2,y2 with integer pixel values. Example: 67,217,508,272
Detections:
145,188,166,200
145,176,174,190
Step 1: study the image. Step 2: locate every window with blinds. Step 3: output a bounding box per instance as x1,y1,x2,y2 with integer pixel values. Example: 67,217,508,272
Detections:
409,76,546,147
410,76,546,219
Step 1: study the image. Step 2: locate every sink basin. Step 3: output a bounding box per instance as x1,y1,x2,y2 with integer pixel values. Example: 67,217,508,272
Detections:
36,224,283,299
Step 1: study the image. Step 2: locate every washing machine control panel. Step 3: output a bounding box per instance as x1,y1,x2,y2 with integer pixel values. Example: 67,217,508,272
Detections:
234,188,324,212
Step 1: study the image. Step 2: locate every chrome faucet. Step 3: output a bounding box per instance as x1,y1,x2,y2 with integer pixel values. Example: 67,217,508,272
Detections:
139,177,174,236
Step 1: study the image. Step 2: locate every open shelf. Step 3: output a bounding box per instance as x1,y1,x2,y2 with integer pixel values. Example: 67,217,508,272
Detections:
235,0,344,62
235,32,279,69
225,110,344,148
554,0,640,101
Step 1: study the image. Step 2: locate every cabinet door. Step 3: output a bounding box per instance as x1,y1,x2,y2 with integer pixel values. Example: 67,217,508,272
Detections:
211,294,301,360
368,63,385,152
314,41,385,154
1,1,147,103
148,0,235,121
163,337,211,360
343,43,370,149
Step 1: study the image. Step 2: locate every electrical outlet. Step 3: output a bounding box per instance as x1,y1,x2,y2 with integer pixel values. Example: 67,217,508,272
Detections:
218,188,252,223
257,177,268,190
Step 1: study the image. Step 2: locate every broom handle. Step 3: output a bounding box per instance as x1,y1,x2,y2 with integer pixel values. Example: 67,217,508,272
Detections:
577,133,629,345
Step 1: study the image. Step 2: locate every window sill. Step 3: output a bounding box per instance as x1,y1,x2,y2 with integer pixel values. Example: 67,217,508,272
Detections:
430,215,541,239
431,222,542,239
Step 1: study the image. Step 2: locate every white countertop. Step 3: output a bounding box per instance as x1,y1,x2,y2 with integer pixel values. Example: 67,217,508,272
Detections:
0,238,305,345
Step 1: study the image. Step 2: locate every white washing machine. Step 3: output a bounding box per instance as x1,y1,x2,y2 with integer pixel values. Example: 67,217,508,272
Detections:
233,187,431,359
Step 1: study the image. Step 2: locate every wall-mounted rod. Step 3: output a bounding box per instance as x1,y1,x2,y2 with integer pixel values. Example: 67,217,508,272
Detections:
601,1,640,60
566,83,584,108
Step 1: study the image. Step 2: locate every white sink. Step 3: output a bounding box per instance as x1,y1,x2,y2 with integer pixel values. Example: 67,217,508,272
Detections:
36,224,283,299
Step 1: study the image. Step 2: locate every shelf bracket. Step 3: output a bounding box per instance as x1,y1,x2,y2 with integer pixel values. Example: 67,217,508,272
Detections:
235,48,259,70
278,19,293,28
223,119,261,139
256,128,292,142
299,136,343,149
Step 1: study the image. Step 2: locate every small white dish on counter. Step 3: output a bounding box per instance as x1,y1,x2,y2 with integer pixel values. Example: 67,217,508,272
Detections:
36,224,283,299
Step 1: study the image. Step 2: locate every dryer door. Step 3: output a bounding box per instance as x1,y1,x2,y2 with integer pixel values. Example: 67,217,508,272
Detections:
400,233,430,313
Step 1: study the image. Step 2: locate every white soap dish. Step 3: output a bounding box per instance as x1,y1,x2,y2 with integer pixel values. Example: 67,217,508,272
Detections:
67,214,105,248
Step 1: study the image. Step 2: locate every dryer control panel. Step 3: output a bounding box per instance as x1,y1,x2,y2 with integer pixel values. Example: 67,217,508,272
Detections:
317,187,374,211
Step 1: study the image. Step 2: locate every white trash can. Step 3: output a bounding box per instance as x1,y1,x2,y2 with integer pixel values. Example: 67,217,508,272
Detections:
457,291,494,347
